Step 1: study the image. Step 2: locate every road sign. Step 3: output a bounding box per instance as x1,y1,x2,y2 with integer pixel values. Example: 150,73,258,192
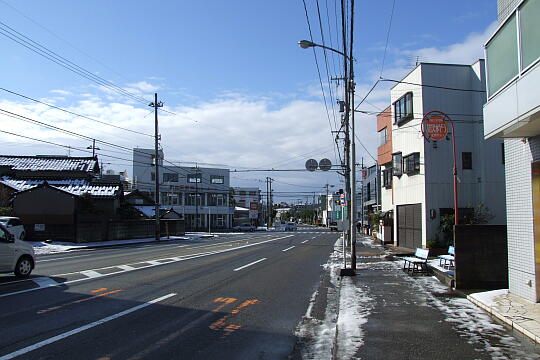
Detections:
421,111,449,141
319,158,332,171
305,159,318,172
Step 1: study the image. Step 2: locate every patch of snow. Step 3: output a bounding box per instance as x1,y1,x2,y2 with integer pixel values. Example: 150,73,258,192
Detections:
31,234,212,255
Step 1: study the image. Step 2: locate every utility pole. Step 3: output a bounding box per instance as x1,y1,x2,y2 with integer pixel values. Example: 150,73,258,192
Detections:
269,178,274,227
87,139,100,158
266,177,269,229
195,165,199,231
349,0,357,270
149,93,163,242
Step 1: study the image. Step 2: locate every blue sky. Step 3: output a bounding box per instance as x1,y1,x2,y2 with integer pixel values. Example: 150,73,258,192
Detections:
0,0,498,200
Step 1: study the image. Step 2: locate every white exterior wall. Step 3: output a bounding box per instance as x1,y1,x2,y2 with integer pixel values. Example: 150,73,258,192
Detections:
391,66,427,245
380,164,393,212
391,62,506,247
505,138,538,301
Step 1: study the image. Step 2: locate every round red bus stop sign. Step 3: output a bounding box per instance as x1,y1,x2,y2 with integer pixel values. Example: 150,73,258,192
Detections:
421,111,449,141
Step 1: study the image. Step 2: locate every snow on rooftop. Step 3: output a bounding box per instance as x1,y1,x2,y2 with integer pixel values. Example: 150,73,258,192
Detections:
0,155,97,173
0,177,119,198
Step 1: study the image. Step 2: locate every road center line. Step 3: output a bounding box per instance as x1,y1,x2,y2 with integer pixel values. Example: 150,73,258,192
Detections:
301,240,309,244
80,270,102,278
233,258,266,272
0,293,177,360
282,246,295,252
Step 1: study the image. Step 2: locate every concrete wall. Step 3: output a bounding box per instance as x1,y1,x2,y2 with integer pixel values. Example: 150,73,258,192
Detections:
454,224,508,290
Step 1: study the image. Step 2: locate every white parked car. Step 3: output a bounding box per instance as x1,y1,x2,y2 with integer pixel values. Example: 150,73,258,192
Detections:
0,217,26,241
0,223,35,277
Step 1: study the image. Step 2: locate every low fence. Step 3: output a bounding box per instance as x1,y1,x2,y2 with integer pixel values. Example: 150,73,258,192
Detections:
26,219,185,243
454,224,508,290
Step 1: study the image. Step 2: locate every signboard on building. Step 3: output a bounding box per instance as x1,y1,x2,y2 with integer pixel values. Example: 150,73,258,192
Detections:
421,111,449,141
249,201,258,210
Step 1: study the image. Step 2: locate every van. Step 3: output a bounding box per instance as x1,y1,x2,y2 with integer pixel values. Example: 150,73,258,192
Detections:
0,223,35,278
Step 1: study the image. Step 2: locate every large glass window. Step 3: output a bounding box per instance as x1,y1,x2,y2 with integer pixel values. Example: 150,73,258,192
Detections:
520,0,540,70
382,168,392,188
486,14,518,95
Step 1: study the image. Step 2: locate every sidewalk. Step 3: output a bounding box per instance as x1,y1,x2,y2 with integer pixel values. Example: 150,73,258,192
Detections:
293,235,540,359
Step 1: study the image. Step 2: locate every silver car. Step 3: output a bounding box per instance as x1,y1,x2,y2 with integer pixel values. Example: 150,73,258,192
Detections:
0,223,35,277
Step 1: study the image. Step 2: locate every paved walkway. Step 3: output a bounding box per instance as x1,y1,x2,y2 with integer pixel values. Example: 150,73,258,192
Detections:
294,235,540,359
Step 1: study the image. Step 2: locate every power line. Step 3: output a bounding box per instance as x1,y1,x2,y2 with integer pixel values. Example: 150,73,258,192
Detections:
380,78,486,93
379,0,396,78
0,87,154,138
0,20,149,104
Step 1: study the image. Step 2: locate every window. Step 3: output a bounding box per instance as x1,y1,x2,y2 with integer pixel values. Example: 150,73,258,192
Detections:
365,183,371,201
501,143,505,165
151,172,156,181
210,175,224,184
239,191,247,196
486,14,518,95
249,191,257,196
382,168,393,188
209,193,225,206
392,152,403,176
520,0,540,70
403,153,420,174
379,127,388,146
187,174,201,183
186,193,204,206
393,92,413,125
216,214,225,227
163,173,178,182
462,152,472,170
161,192,179,206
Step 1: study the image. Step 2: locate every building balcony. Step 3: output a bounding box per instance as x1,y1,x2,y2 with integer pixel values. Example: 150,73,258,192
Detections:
483,0,540,139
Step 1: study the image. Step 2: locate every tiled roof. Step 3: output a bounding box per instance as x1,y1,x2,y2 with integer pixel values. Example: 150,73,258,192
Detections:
0,155,97,173
0,177,119,198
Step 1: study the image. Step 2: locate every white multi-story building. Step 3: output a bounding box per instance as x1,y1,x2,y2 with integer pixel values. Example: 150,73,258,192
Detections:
389,61,506,249
483,0,540,302
231,187,262,225
132,148,233,231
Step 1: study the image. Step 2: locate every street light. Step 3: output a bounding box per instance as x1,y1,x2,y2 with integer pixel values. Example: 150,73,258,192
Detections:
297,40,350,60
298,38,357,275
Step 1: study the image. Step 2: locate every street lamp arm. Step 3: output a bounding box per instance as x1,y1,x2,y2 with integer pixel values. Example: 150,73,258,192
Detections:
297,40,350,60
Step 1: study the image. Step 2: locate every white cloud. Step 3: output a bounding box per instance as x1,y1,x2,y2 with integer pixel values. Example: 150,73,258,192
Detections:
50,89,72,96
126,81,159,93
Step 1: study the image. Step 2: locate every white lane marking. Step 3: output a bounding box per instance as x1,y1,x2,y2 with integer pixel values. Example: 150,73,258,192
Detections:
233,258,267,272
146,260,162,265
80,270,102,279
37,254,95,262
0,293,177,360
0,235,294,299
282,246,295,252
117,265,135,271
301,240,309,244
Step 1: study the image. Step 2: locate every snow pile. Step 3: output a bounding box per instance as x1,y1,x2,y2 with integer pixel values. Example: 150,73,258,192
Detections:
296,236,373,359
30,234,213,255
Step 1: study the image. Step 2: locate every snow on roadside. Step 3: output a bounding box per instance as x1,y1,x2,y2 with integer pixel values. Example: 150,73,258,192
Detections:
295,236,372,359
30,234,213,255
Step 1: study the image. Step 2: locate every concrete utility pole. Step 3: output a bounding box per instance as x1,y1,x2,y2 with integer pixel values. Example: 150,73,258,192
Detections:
149,93,163,242
349,0,357,270
87,139,100,158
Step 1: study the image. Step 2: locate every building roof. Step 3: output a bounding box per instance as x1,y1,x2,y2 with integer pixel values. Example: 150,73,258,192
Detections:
0,155,98,173
0,177,120,198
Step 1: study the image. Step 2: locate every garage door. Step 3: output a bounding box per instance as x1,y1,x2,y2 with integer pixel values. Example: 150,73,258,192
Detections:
397,204,422,249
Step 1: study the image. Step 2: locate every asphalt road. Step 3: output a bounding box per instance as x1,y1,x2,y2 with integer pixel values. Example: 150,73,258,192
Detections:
0,227,337,359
